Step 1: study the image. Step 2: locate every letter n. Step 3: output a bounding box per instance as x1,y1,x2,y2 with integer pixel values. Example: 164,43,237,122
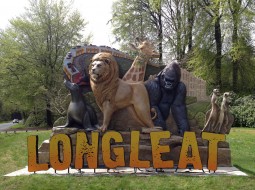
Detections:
75,132,99,169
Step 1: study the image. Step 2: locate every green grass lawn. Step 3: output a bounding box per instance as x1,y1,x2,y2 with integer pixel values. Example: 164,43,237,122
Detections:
10,123,26,129
0,121,10,124
0,128,254,190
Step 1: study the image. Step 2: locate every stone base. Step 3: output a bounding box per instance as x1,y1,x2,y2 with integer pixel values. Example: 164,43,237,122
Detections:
38,129,231,168
5,166,247,177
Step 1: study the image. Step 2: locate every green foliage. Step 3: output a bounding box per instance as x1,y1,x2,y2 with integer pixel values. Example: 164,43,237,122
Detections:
230,95,255,127
185,96,197,105
149,0,161,11
184,0,255,93
0,0,90,124
0,100,11,121
111,0,255,93
187,47,216,89
163,0,198,60
230,37,255,92
10,123,26,129
194,112,206,130
111,0,159,51
186,101,210,128
188,38,255,93
25,111,47,128
187,101,210,114
53,116,66,127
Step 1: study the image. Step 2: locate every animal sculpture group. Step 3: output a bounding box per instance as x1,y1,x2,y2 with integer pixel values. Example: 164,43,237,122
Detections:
61,38,232,136
60,39,190,136
202,89,234,134
36,39,234,172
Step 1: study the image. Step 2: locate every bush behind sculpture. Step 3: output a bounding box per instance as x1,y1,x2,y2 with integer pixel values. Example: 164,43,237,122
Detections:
25,111,48,128
231,95,255,127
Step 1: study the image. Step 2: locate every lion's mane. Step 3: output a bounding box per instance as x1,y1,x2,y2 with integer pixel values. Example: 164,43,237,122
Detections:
89,52,119,109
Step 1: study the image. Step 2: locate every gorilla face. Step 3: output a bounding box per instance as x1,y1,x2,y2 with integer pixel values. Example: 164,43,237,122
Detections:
160,69,178,91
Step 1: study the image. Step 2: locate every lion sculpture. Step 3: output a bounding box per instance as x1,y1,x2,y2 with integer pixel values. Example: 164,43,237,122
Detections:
89,52,155,132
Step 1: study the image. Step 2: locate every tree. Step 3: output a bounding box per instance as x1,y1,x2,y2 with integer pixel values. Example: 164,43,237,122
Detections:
187,0,196,52
0,0,89,127
162,0,197,61
111,0,163,63
196,0,226,89
227,0,255,92
143,0,163,63
187,0,255,93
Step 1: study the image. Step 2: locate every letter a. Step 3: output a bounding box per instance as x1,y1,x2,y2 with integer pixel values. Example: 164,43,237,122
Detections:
178,132,202,170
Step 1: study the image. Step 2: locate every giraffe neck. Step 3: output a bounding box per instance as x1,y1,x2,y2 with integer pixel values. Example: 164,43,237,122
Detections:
122,53,150,82
133,53,149,67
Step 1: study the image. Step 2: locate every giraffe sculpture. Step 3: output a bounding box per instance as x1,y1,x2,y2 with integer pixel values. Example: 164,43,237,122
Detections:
122,38,160,83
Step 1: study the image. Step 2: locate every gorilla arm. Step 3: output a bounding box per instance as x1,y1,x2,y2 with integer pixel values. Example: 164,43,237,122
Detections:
171,82,190,136
145,80,167,129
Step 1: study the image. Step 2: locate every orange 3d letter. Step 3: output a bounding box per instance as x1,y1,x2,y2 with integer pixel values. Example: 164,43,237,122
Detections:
202,132,225,171
178,132,202,170
27,135,49,172
75,132,99,169
102,131,125,168
150,131,173,169
130,131,150,168
50,134,71,170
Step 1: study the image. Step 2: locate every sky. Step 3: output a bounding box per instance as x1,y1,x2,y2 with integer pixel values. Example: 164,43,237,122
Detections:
0,0,119,48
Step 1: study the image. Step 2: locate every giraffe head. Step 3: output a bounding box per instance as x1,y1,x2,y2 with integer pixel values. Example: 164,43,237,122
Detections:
130,38,160,58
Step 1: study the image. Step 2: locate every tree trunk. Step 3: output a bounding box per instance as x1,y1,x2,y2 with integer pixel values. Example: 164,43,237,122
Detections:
46,101,53,127
214,16,222,88
22,111,28,123
158,10,163,64
176,8,182,60
187,0,195,52
232,21,238,92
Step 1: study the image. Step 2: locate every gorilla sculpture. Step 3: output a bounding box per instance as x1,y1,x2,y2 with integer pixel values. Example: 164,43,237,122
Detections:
145,61,189,136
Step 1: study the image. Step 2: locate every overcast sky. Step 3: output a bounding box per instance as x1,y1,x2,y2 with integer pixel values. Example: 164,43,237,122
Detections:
0,0,119,48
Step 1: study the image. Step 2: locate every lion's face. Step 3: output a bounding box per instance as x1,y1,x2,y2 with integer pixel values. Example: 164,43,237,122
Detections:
90,59,109,81
89,52,119,83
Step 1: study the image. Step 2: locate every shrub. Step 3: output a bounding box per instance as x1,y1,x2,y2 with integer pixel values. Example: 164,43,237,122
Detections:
186,96,197,105
195,112,206,130
25,111,47,128
230,95,255,127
